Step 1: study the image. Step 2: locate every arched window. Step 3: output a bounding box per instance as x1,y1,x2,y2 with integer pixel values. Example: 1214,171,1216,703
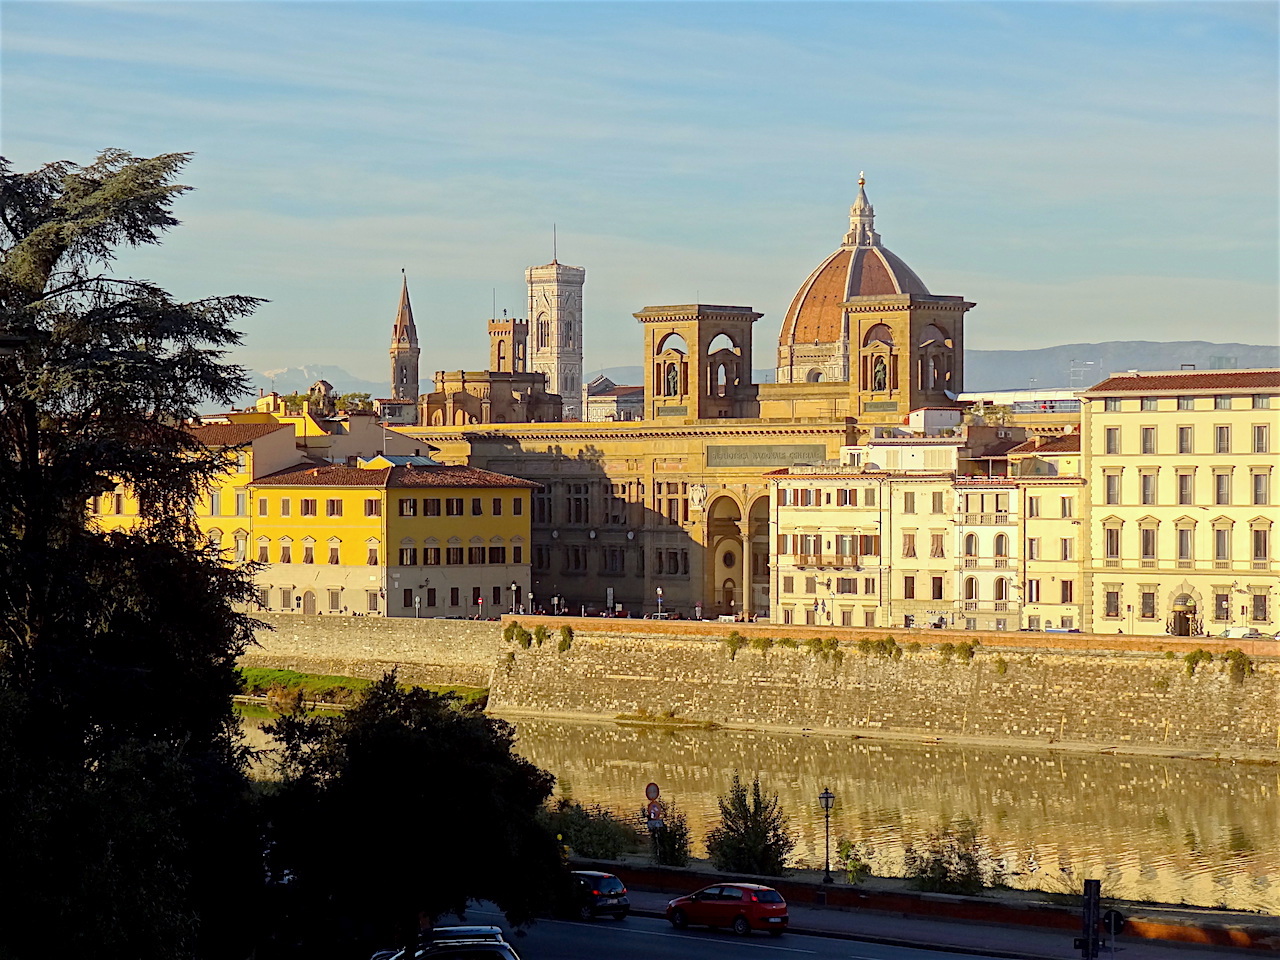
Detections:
496,341,507,372
994,578,1009,601
862,323,894,348
963,577,978,600
806,369,824,383
964,533,978,557
994,534,1009,557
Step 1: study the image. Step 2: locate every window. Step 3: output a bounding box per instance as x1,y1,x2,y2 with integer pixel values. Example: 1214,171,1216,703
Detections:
1214,527,1230,561
1060,538,1074,561
424,547,441,565
930,533,945,558
326,498,343,517
782,607,793,625
1252,394,1271,409
471,587,483,608
1140,472,1156,505
209,492,221,516
1254,472,1270,506
1140,427,1155,455
864,487,877,507
903,576,916,599
1214,396,1231,410
472,497,483,516
1104,397,1121,412
300,498,317,517
468,546,486,564
1027,497,1040,518
1214,593,1229,621
236,491,248,516
1177,426,1193,454
1026,538,1040,560
449,587,460,607
1215,425,1230,454
398,498,417,517
864,576,875,594
1141,397,1157,411
512,545,522,564
403,588,414,608
367,591,379,614
804,576,817,594
367,545,379,565
1104,428,1120,454
258,497,269,517
931,576,944,600
902,532,916,558
1104,590,1120,618
931,491,944,514
328,589,341,612
426,588,437,607
234,535,247,562
994,577,1009,601
399,547,417,566
489,546,506,564
423,498,440,516
1026,580,1040,603
302,544,315,565
1140,590,1156,619
280,498,291,517
257,542,269,563
1060,497,1074,518
328,544,340,564
446,498,463,516
963,577,977,600
1252,594,1269,622
1026,615,1040,630
1253,527,1270,561
1177,396,1196,411
1177,527,1193,561
903,492,916,514
365,498,381,517
1105,473,1120,505
963,534,978,557
492,497,503,516
279,542,292,564
1177,472,1193,505
782,576,794,593
1104,527,1120,559
446,546,463,565
281,588,293,610
836,577,856,594
513,497,523,516
1214,471,1231,505
1253,425,1270,453
1137,526,1157,560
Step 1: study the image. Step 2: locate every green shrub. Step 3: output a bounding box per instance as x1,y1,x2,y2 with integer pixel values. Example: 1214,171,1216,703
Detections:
806,636,828,658
857,638,874,654
938,642,955,663
705,774,795,876
778,637,799,649
1184,648,1213,676
1163,650,1176,660
541,800,641,860
955,641,977,662
723,631,748,660
502,621,519,643
906,641,922,654
749,635,774,654
558,625,574,653
513,626,533,649
1221,648,1253,683
1153,676,1170,692
903,820,1003,895
533,625,551,647
993,655,1008,676
835,838,875,885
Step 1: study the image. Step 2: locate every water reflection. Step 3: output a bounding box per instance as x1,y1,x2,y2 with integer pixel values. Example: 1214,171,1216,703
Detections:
503,716,1279,913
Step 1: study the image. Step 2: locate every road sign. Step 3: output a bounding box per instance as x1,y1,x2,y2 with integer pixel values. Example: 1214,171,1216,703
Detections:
646,800,662,820
1078,879,1101,959
645,782,660,801
1102,909,1125,935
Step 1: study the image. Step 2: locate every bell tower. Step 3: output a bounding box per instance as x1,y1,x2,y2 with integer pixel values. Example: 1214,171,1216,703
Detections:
388,272,420,402
634,304,760,421
527,260,585,419
488,311,528,374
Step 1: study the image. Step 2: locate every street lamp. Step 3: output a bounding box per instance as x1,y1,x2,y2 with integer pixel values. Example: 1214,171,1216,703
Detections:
819,787,835,884
656,586,663,617
510,580,517,614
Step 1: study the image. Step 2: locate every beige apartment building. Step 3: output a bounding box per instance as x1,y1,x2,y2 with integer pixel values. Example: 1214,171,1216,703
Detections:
1080,369,1279,636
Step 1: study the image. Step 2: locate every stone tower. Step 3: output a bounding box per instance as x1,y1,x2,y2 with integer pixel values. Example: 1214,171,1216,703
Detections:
488,311,528,374
526,260,585,419
634,304,760,421
389,272,420,402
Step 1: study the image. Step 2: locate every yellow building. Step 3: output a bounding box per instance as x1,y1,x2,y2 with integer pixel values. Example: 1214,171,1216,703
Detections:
248,458,536,617
1080,369,1279,636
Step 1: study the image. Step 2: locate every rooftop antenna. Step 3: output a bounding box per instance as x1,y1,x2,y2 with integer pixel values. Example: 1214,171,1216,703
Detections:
553,223,558,263
492,287,497,319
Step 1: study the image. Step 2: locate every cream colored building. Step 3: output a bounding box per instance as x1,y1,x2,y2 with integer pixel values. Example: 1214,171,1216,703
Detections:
1080,369,1279,636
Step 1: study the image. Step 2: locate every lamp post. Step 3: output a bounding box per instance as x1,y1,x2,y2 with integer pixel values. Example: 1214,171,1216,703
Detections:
510,580,517,614
656,586,663,617
819,787,835,884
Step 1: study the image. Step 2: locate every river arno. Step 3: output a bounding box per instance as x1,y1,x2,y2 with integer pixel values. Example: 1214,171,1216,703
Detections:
500,716,1279,914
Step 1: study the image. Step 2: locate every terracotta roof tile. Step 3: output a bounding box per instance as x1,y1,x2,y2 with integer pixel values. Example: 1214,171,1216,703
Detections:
250,463,540,490
188,423,291,446
1086,370,1280,393
1007,434,1081,455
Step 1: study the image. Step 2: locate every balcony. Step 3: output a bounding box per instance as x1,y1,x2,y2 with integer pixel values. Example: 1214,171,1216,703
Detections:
994,558,1011,569
962,513,1012,525
1253,560,1272,570
1214,561,1231,569
1105,559,1121,568
790,555,866,568
963,558,978,569
994,601,1009,612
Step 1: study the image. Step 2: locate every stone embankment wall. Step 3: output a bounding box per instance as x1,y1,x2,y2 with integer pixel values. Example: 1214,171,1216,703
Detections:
242,613,502,688
488,619,1280,757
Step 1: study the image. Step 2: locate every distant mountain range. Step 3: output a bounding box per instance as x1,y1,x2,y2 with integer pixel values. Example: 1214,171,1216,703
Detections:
246,341,1277,405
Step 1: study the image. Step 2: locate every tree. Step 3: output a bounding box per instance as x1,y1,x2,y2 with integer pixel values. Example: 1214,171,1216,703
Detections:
704,774,795,876
0,150,262,958
264,672,564,956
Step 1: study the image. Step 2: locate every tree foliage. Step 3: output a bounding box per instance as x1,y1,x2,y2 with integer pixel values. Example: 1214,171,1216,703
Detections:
0,150,262,958
263,672,563,954
704,773,795,876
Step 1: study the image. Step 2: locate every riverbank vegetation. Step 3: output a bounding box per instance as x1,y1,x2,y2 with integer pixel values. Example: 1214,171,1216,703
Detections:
237,667,487,709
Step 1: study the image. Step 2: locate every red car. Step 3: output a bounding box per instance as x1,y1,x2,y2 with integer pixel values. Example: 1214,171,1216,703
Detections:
666,883,788,936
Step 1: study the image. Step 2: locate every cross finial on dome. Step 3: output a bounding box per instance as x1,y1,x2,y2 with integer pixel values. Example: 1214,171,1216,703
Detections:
844,173,879,248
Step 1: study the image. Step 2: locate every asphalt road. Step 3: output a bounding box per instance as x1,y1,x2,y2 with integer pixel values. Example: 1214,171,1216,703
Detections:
466,906,1011,960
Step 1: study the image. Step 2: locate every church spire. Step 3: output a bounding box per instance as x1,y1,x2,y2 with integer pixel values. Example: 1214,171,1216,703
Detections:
389,270,421,403
843,172,880,248
392,270,417,347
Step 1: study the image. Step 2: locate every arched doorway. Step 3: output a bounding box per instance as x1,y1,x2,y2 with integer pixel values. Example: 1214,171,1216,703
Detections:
706,495,743,617
1168,593,1197,637
722,578,737,614
747,496,770,618
302,590,317,615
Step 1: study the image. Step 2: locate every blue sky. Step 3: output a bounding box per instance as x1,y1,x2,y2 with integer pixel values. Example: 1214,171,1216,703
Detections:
4,1,1276,388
